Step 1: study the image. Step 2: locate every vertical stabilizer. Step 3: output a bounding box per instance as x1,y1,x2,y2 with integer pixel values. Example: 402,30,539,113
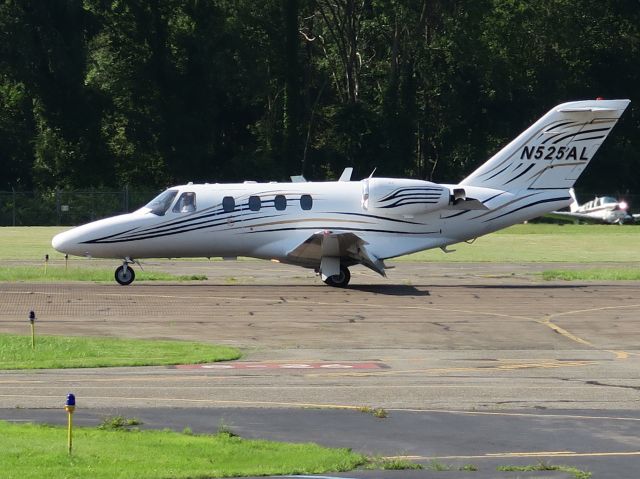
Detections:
568,188,580,213
461,99,629,191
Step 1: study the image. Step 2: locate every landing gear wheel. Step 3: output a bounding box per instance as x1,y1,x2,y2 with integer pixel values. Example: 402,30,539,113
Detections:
323,266,351,288
115,265,135,286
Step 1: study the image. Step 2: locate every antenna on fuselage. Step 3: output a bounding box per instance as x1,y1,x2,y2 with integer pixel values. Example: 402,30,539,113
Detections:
368,167,377,178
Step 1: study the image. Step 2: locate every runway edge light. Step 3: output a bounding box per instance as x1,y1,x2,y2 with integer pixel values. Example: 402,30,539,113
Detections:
65,393,76,455
28,310,36,350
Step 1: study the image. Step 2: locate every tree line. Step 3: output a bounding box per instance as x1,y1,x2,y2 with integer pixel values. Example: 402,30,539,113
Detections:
1,0,639,194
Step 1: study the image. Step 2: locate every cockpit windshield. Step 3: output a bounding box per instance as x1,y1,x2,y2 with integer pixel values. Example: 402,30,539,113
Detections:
144,189,178,215
602,196,617,205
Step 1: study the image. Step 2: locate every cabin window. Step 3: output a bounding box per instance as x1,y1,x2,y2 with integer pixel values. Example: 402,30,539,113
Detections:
249,196,261,211
300,194,313,210
172,192,197,214
274,194,287,211
222,196,235,212
145,189,178,216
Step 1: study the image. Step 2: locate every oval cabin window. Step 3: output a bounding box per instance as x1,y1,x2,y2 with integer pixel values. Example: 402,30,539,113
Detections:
274,195,287,211
300,194,313,210
248,196,261,211
222,196,235,212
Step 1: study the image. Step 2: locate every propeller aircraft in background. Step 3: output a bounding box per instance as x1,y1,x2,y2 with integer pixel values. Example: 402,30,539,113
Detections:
52,99,630,287
550,188,637,224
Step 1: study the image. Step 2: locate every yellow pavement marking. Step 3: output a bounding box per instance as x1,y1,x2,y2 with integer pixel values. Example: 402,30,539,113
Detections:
387,408,640,422
387,450,640,460
537,317,594,347
550,304,640,319
0,394,365,410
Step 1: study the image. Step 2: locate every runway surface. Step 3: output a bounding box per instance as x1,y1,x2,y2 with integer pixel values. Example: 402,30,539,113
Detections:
1,260,639,477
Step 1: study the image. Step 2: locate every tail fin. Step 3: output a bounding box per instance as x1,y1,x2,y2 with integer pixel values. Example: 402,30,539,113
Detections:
461,99,630,191
568,188,580,212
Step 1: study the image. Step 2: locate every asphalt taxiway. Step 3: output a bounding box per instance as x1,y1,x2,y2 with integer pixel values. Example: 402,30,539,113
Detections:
1,261,639,477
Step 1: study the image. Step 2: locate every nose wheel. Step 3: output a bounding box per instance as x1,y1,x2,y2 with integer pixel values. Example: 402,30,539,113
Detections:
115,262,136,286
323,265,351,288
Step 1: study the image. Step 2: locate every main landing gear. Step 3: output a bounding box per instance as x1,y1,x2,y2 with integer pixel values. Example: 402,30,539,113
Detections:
115,259,136,286
323,265,351,288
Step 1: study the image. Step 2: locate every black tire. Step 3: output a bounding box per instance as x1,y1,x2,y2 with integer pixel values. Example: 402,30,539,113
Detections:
115,265,135,286
323,265,351,288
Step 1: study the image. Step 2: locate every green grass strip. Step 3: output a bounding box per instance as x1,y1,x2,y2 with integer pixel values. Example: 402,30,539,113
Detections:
0,421,366,479
0,334,240,369
498,463,591,479
0,266,206,282
543,269,640,281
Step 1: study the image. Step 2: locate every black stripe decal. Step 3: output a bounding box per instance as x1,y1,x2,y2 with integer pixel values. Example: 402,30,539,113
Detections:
503,163,535,185
484,163,513,181
82,214,282,244
379,187,442,202
326,212,424,225
380,200,439,208
552,127,611,145
483,196,570,222
541,132,565,145
440,210,470,219
484,191,507,203
247,226,439,235
573,135,605,142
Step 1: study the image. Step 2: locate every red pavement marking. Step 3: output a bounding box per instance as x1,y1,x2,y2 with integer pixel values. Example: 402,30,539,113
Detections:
173,362,387,370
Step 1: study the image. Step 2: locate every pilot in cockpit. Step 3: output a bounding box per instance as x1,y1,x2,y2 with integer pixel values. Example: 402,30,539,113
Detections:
174,192,196,213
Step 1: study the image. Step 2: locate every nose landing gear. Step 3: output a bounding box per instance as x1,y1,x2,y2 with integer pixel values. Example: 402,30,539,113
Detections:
115,259,136,285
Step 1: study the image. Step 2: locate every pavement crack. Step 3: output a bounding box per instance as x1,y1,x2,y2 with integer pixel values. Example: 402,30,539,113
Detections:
585,380,640,391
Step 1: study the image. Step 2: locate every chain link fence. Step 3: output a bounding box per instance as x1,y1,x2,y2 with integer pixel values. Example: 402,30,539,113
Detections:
0,188,159,226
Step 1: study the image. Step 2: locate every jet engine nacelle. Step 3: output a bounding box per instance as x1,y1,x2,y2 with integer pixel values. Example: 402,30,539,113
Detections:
362,178,458,216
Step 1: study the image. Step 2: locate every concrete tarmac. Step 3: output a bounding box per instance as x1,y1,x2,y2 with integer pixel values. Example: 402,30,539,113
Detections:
1,260,639,477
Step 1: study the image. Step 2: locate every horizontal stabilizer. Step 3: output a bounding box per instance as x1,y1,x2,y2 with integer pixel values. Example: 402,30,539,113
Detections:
447,199,489,211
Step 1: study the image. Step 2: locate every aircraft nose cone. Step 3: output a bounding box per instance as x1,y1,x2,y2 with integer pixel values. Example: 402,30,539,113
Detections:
52,230,75,254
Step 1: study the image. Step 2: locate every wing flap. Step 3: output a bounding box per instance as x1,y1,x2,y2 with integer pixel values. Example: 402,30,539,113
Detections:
286,231,387,276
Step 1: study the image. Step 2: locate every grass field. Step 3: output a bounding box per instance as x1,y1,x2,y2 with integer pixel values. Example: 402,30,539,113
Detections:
1,224,639,264
404,224,640,262
0,421,366,479
542,268,640,281
0,334,241,369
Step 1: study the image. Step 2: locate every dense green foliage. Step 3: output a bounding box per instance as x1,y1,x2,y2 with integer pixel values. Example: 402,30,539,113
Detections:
1,1,639,192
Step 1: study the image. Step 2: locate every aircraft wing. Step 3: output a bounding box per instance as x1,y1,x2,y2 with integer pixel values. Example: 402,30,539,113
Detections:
546,210,610,224
286,231,387,276
547,210,634,224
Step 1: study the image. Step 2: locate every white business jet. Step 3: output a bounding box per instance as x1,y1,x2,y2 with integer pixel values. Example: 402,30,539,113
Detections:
550,188,634,224
52,99,629,287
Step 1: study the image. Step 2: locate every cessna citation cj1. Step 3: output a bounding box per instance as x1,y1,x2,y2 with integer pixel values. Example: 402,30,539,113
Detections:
52,99,629,287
